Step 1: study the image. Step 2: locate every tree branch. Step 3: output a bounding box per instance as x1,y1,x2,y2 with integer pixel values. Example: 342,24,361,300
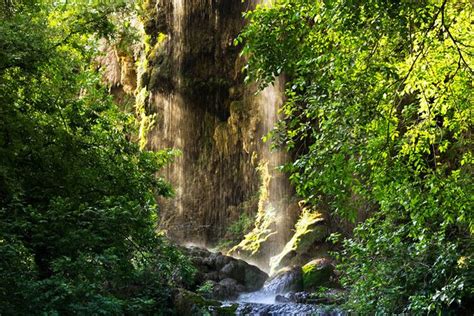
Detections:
441,2,474,75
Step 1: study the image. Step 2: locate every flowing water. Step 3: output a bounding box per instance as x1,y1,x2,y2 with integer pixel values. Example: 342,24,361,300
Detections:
224,286,346,315
228,266,344,316
146,0,300,269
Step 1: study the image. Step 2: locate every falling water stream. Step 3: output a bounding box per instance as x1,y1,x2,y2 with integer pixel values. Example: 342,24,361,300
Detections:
146,0,300,270
104,0,346,314
142,3,337,313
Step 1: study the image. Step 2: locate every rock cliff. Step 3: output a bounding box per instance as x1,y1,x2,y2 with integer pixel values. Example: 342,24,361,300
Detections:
100,0,321,270
137,0,299,266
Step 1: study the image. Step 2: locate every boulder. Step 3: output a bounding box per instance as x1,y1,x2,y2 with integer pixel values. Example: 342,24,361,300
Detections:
182,246,268,298
174,288,220,316
220,260,268,292
302,258,334,289
221,278,246,293
275,294,292,303
220,260,238,276
243,263,269,291
269,210,330,273
262,266,303,294
203,271,222,282
214,254,232,270
211,278,243,300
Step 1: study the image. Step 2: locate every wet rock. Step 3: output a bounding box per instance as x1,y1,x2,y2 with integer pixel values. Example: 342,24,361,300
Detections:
243,263,269,291
275,294,292,303
269,211,330,273
278,291,309,304
220,261,238,275
209,303,239,316
236,303,271,316
187,246,213,258
214,254,232,270
143,0,296,254
211,278,244,300
219,278,241,289
274,289,346,306
275,291,318,304
263,266,303,294
204,271,222,282
293,291,312,304
235,302,344,316
220,259,268,292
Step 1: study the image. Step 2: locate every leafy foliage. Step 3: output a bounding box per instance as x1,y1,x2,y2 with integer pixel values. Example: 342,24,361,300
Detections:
217,212,254,251
196,280,215,297
239,0,473,313
0,1,193,314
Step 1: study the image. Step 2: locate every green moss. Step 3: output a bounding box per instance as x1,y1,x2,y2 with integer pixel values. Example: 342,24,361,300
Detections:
147,34,167,58
229,162,277,256
229,101,244,113
216,211,255,252
269,209,328,274
196,280,214,296
174,289,221,316
302,259,333,290
135,88,155,149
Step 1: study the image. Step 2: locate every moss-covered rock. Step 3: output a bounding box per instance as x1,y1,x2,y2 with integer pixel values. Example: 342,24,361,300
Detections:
302,258,334,290
136,0,298,258
173,288,221,316
182,246,268,299
269,209,329,274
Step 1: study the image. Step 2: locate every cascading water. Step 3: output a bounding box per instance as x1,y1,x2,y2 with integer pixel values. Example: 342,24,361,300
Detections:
229,77,299,269
158,0,186,217
226,270,346,315
100,1,341,313
141,0,299,271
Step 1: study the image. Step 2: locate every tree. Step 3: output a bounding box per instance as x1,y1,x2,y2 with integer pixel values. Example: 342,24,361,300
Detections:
0,1,193,314
239,0,473,313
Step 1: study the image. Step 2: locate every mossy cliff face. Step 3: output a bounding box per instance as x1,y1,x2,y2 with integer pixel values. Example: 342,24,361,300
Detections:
98,0,332,271
134,0,316,269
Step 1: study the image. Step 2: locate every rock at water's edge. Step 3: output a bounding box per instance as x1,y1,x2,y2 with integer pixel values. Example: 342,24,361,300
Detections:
184,246,268,300
174,288,220,316
302,258,335,289
262,266,304,294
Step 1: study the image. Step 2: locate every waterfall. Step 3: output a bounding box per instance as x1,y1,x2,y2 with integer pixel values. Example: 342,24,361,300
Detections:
142,0,298,270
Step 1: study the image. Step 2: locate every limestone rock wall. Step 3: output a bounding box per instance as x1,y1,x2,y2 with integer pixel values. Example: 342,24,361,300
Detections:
135,0,299,268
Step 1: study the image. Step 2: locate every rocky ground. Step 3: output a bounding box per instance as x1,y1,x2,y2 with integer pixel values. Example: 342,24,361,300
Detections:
184,246,269,300
173,246,346,315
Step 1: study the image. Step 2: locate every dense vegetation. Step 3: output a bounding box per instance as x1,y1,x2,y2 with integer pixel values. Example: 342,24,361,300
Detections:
2,0,472,314
0,1,193,314
239,0,473,313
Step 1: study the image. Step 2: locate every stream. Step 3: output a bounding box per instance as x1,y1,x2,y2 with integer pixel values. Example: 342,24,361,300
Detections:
184,246,345,315
220,275,346,315
227,291,346,315
229,262,346,315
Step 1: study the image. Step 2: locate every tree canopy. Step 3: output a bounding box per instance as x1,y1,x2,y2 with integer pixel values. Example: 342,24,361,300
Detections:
0,1,193,314
1,0,472,314
239,0,473,313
